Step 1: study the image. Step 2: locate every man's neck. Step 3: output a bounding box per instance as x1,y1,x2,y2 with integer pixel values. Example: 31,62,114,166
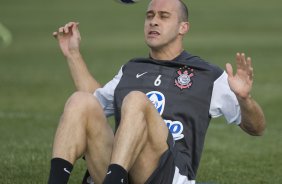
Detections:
149,47,184,61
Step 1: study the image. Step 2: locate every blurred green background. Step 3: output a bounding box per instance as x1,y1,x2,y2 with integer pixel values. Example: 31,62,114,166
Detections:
0,0,281,183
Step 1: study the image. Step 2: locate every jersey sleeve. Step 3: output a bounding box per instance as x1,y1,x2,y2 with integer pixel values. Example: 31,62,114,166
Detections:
209,71,241,125
93,66,123,117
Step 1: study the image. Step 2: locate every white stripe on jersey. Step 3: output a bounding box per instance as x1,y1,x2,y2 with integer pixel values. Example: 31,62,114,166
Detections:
93,66,123,117
209,71,241,125
172,167,195,184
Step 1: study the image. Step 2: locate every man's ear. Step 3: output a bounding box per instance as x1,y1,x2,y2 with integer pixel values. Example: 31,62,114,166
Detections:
179,22,190,35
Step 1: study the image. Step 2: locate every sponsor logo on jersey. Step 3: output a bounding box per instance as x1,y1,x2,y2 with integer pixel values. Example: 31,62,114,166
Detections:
164,119,184,140
175,66,194,90
146,91,184,140
146,91,165,115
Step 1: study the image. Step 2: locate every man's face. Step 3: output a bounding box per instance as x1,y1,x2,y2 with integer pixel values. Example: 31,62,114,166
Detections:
144,0,183,50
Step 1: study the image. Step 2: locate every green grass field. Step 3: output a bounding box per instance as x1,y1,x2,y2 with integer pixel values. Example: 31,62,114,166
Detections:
0,0,281,183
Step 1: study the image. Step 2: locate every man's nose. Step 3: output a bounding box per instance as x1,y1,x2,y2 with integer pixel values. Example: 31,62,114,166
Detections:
150,17,159,27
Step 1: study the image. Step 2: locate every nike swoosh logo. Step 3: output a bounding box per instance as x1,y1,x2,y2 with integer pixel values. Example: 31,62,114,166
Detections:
107,170,112,175
136,72,148,78
64,168,71,174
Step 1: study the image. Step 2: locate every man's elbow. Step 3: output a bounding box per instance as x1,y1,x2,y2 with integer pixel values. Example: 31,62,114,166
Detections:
251,128,265,136
240,121,266,136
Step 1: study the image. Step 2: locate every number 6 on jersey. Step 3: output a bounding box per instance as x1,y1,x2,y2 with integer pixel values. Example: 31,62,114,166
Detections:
154,75,162,86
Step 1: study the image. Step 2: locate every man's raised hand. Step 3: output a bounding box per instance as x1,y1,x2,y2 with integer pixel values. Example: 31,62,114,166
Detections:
225,53,254,99
53,22,81,57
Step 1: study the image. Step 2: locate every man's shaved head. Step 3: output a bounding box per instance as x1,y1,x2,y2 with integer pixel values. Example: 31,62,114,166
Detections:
179,0,189,22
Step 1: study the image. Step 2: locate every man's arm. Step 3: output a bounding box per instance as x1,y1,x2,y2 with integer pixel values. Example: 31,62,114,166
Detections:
237,96,265,136
53,22,101,93
226,53,266,136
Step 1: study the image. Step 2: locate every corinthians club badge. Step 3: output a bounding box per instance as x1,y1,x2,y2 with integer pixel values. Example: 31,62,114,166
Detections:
175,66,194,90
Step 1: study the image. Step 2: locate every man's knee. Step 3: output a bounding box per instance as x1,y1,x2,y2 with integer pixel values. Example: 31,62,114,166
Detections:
64,91,103,116
122,91,149,110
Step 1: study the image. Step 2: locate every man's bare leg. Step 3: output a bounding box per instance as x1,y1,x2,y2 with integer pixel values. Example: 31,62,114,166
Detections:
48,91,114,184
104,91,169,184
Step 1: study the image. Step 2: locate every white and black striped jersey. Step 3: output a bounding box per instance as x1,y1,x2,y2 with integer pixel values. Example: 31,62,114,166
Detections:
94,51,241,182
